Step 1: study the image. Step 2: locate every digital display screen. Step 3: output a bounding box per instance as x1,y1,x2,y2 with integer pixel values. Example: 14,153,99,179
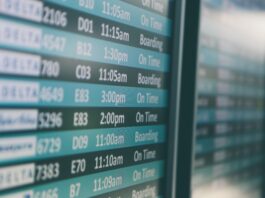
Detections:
0,0,174,197
193,0,265,198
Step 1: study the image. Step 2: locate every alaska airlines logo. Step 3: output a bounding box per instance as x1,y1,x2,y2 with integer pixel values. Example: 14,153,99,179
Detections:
0,110,38,132
0,113,36,126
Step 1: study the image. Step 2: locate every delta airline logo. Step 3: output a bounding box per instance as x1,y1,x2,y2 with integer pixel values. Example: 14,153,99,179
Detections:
0,137,36,161
0,109,38,132
0,50,41,76
0,0,43,22
0,164,35,190
0,19,42,49
0,80,39,103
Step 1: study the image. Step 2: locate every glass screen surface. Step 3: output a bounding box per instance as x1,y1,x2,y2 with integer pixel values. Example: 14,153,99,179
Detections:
193,1,265,198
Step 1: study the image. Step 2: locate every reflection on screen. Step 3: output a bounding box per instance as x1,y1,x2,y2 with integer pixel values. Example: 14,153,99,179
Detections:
0,0,174,197
193,0,265,198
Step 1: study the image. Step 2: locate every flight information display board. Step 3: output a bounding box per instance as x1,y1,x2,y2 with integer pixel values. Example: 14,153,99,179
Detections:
0,0,174,197
192,0,265,198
